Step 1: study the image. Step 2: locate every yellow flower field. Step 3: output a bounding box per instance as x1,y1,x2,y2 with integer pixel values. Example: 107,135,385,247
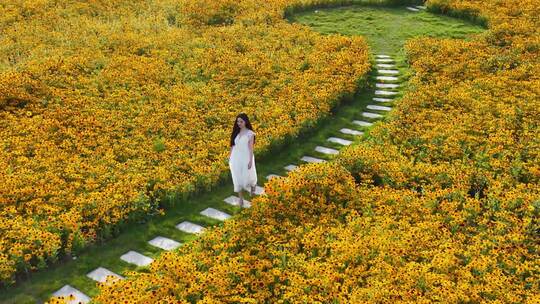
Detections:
70,0,537,302
0,0,371,283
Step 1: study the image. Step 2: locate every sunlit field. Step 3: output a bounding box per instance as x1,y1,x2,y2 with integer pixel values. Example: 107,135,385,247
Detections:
1,0,538,303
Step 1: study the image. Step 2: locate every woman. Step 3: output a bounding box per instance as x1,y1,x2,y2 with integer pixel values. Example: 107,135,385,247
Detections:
228,113,257,207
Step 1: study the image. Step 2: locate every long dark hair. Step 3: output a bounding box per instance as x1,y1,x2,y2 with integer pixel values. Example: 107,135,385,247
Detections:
230,113,255,147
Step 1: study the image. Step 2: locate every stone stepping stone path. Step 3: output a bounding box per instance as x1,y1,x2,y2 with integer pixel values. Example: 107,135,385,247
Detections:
284,164,298,171
368,55,399,120
301,155,326,163
353,120,373,127
315,146,339,155
340,128,364,136
148,236,181,251
373,97,393,103
376,54,391,58
376,83,399,89
362,112,384,119
367,105,392,111
407,6,420,12
86,267,124,284
327,137,352,145
376,58,394,63
224,195,252,208
378,69,399,75
375,90,399,96
266,174,281,180
176,221,205,234
377,75,399,81
416,5,427,10
52,285,91,304
200,207,231,221
120,250,154,267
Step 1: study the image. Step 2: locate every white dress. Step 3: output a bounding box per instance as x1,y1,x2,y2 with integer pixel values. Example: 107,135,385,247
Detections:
229,129,257,193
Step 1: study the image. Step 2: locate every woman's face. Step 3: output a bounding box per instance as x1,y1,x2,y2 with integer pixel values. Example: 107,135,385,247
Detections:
236,117,246,129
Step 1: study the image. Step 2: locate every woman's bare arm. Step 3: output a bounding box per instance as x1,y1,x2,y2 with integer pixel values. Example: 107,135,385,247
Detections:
248,131,255,168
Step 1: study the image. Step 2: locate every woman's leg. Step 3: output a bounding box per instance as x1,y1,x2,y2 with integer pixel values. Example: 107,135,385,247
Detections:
238,190,244,207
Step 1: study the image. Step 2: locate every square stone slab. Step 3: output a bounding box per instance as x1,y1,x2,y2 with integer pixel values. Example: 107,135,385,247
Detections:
376,58,394,63
223,195,252,208
340,128,364,136
352,120,373,127
376,54,391,58
301,156,326,163
377,63,396,68
254,185,265,195
266,174,281,180
284,164,298,171
373,97,393,103
52,285,91,304
378,69,399,75
377,76,399,81
148,236,181,251
327,137,352,146
87,267,124,284
407,6,420,11
367,105,392,111
176,221,205,234
362,112,384,119
315,146,339,155
375,90,398,96
120,251,153,267
376,83,399,89
200,207,231,221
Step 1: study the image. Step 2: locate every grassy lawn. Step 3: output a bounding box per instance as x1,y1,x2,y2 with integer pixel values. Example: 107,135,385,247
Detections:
0,4,485,304
288,4,485,55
